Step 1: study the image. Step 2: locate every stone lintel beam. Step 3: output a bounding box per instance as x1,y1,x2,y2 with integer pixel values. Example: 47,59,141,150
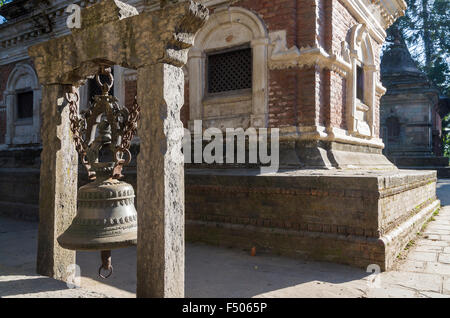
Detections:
28,0,208,85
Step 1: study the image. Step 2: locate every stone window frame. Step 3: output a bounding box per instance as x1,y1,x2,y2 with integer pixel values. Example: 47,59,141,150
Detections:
346,24,377,138
188,6,269,130
3,63,41,145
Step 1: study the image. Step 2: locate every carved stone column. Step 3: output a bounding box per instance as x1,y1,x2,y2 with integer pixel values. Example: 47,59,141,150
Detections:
188,48,204,130
36,84,78,281
250,37,269,128
136,63,185,298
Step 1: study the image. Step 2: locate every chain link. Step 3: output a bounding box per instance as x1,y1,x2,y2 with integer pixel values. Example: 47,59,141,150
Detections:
119,96,140,153
65,67,140,178
66,89,89,167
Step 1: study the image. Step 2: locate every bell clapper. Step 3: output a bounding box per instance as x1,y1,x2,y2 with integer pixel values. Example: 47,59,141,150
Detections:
99,250,113,279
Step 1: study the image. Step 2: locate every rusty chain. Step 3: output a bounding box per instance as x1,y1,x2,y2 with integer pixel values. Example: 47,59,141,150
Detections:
65,88,90,171
115,95,140,165
65,67,140,179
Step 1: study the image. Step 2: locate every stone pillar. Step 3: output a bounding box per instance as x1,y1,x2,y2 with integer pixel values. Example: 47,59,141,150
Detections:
136,63,185,298
36,84,78,281
188,48,204,130
250,38,269,128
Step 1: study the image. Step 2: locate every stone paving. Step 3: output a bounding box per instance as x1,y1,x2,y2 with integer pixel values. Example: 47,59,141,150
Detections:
1,180,450,298
365,207,450,298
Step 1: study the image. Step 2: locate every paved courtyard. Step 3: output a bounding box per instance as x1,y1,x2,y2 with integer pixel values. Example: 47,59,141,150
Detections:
1,178,450,298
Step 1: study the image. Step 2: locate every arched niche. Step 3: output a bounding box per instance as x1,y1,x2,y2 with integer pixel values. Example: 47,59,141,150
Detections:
3,63,41,145
188,6,269,130
346,24,377,138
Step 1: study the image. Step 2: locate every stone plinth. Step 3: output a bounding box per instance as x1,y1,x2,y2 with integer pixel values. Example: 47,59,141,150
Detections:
185,169,439,271
0,165,439,271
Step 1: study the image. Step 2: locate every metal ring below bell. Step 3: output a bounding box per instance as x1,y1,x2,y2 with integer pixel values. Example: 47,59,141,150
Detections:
98,265,113,279
115,148,131,166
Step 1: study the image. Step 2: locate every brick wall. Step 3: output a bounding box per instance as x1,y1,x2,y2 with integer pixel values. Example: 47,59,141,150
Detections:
236,0,298,47
268,69,298,127
181,0,380,135
185,170,438,270
0,63,15,102
298,67,321,126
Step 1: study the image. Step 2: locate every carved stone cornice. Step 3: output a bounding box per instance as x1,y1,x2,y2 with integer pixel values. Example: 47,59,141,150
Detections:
28,0,208,85
277,125,385,149
0,0,147,66
268,32,352,77
370,0,407,29
339,0,406,44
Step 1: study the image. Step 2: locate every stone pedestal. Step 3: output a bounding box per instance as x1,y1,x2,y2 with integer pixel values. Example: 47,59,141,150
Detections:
185,168,439,271
279,140,395,170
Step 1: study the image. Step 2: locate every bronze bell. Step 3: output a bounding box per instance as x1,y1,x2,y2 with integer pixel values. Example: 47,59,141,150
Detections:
57,166,138,251
57,67,140,278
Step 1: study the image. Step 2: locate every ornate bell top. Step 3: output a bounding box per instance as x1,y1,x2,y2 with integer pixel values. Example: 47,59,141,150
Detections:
66,66,140,181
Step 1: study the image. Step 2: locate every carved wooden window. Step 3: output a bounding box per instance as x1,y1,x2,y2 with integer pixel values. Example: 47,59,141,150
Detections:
356,65,364,101
16,91,33,119
206,46,252,94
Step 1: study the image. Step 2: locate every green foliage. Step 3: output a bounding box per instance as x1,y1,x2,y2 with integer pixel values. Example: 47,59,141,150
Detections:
443,114,450,158
0,0,11,24
386,0,450,157
387,0,450,95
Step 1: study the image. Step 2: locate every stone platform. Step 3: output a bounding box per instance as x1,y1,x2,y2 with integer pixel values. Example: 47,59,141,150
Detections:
185,169,439,271
0,160,440,271
388,156,450,178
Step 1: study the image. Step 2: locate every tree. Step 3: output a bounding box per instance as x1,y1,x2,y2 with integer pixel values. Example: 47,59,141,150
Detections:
387,0,450,96
0,0,10,24
386,0,450,158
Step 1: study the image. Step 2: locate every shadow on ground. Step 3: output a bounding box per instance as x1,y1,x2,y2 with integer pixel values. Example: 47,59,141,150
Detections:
0,216,370,298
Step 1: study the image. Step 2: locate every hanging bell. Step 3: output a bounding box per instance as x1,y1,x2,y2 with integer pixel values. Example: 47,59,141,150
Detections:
57,167,138,251
57,66,140,278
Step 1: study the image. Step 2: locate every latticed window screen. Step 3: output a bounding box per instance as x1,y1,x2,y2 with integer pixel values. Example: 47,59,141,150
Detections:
207,47,252,94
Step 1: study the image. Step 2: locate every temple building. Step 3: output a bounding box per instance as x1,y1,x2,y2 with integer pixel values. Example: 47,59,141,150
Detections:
380,32,449,174
1,0,441,272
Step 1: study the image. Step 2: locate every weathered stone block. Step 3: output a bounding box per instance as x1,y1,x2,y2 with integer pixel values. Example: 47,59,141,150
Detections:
185,169,439,271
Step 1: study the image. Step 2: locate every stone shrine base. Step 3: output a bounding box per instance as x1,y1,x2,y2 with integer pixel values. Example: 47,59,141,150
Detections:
185,168,439,271
388,156,450,178
0,155,440,271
